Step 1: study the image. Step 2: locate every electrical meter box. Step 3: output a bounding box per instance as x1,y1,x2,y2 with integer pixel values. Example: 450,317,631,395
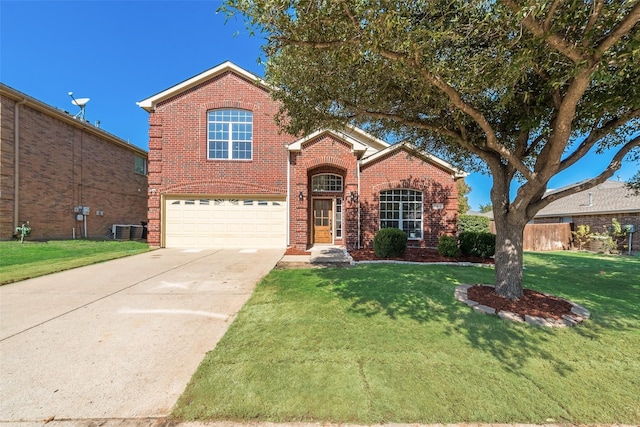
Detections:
82,206,90,215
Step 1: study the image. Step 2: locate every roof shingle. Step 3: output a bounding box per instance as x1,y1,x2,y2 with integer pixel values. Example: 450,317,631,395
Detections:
536,180,640,217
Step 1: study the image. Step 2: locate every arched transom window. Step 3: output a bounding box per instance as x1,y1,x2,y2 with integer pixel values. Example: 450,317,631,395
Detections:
379,189,423,239
312,174,343,192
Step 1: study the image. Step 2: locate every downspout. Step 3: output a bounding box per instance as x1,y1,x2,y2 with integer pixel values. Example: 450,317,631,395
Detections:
357,159,361,249
286,147,291,246
14,98,27,230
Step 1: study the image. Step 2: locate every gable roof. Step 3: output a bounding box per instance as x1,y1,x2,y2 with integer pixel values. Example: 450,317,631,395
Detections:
360,141,467,178
536,180,640,217
1,83,147,157
137,61,270,112
137,61,465,176
287,125,388,158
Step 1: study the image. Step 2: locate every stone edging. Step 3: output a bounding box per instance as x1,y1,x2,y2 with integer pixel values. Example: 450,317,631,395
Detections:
454,284,590,327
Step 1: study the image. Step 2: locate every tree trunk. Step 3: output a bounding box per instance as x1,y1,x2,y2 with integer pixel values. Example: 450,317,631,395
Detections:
493,216,526,300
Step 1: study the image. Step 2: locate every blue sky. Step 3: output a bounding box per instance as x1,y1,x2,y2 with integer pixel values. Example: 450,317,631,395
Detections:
2,0,637,210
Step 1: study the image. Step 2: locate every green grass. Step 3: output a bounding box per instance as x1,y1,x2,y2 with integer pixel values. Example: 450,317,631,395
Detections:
0,239,151,284
173,251,640,425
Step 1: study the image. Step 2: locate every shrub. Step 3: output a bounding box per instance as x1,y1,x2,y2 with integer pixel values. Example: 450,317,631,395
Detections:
459,231,496,258
572,224,591,250
458,214,491,233
373,228,407,258
438,235,459,257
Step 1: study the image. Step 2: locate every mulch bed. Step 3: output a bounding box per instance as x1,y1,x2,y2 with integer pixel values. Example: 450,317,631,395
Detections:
467,285,573,320
349,247,494,264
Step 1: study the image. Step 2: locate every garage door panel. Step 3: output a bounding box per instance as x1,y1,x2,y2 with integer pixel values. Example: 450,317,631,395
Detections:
165,197,286,248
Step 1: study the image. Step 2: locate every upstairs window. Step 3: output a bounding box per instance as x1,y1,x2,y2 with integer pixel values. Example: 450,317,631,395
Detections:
207,109,253,160
134,155,147,175
312,174,343,192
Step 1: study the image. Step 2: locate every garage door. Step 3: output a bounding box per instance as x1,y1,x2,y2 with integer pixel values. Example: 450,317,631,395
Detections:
164,197,286,248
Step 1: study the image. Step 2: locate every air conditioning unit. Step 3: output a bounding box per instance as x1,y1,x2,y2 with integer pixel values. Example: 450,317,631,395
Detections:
111,225,131,240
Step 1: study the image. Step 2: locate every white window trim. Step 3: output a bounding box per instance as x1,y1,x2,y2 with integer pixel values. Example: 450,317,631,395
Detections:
379,189,424,240
207,109,253,160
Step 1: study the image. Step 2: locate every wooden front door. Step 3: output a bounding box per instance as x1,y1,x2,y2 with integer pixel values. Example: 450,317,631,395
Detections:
313,199,332,243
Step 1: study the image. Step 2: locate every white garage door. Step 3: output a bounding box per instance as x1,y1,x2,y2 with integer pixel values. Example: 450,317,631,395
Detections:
164,197,286,248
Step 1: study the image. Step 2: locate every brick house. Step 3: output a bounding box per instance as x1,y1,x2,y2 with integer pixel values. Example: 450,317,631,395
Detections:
1,83,148,241
533,180,640,234
138,62,464,250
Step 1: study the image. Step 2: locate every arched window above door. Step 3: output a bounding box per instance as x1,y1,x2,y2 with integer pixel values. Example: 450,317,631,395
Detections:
311,174,343,192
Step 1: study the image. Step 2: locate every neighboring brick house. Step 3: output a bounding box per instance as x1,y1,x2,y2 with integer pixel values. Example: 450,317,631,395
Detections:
1,83,148,241
138,62,464,250
533,180,640,233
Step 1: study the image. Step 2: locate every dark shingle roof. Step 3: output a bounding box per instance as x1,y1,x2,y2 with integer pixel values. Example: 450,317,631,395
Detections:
536,180,640,217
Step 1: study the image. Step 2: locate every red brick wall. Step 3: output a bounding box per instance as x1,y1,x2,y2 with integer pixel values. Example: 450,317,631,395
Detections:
144,70,460,249
146,72,296,246
360,148,459,248
289,134,359,249
1,93,148,240
0,95,17,237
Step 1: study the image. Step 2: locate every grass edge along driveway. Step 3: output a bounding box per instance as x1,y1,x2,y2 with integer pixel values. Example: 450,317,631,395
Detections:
0,240,151,285
173,251,640,425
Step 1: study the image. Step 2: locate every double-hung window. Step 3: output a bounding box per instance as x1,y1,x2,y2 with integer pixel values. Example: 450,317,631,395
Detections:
207,109,253,160
379,189,423,239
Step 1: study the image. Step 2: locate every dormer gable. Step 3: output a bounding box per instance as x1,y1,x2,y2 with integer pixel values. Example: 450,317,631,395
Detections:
287,125,389,159
361,141,467,178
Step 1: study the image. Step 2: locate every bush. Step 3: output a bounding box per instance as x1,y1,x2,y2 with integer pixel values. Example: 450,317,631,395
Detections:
373,228,407,258
459,231,496,258
458,214,491,233
572,224,591,250
438,235,459,257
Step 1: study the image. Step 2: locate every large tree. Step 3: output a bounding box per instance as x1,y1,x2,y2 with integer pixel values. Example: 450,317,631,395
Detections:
225,0,640,299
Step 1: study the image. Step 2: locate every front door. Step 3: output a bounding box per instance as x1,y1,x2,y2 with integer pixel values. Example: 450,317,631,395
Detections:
313,199,332,244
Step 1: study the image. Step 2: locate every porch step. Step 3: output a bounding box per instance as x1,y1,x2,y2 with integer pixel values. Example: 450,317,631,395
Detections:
309,246,354,265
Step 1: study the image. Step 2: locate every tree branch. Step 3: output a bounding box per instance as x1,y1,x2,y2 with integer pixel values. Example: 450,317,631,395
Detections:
274,35,357,50
594,2,640,59
530,135,640,212
559,109,640,172
372,47,539,182
582,0,605,45
536,66,595,181
524,132,547,158
501,0,586,64
543,0,563,32
345,104,465,144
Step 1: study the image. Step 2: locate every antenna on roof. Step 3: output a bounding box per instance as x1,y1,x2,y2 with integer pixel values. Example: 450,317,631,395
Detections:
68,91,90,121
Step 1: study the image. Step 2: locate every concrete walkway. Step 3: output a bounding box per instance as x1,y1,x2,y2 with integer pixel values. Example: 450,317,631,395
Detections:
279,245,353,265
0,248,283,424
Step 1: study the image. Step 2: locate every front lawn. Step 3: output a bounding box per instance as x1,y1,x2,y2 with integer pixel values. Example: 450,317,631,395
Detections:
0,240,151,284
173,251,640,424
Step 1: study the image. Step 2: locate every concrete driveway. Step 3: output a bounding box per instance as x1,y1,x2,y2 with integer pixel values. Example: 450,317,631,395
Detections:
0,248,283,424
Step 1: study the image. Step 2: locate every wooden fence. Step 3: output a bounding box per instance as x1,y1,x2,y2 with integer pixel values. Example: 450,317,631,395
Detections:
489,222,573,251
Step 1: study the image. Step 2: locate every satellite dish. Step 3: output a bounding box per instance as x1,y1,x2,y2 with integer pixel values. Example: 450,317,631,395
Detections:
71,97,90,107
68,92,90,120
